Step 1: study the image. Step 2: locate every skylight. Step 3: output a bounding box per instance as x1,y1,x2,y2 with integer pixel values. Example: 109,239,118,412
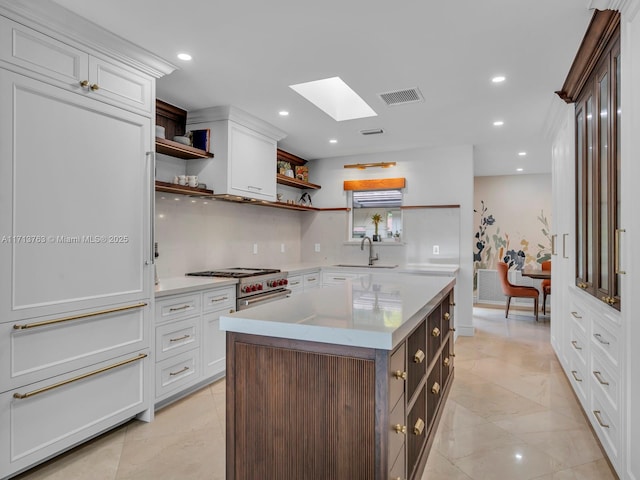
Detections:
289,76,377,121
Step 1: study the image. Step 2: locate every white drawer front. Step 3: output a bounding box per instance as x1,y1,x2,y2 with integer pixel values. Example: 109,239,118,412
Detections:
590,389,620,468
303,272,320,289
321,271,360,286
155,349,201,399
156,293,200,324
591,316,619,368
568,352,588,407
203,311,226,379
568,323,588,366
287,275,303,294
89,56,152,113
1,302,148,392
155,316,199,363
591,352,619,412
0,352,147,479
568,308,587,335
202,287,235,313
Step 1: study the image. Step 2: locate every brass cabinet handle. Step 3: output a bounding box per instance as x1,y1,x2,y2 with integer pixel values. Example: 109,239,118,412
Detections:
562,233,569,259
169,304,191,312
90,83,100,91
392,424,407,434
571,311,582,319
413,349,425,363
169,366,189,376
229,309,235,314
431,327,441,337
449,301,456,306
13,353,146,399
449,353,456,358
593,333,610,345
571,340,582,350
393,370,407,381
169,334,190,343
443,312,450,321
210,295,229,303
431,382,441,395
593,371,609,386
443,357,450,367
450,327,456,332
577,282,588,289
593,410,610,428
600,296,617,305
551,234,557,255
615,228,626,274
571,370,583,382
79,79,89,88
13,302,147,330
413,418,425,436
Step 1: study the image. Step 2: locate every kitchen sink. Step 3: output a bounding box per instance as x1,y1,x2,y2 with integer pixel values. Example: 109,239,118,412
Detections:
332,264,398,269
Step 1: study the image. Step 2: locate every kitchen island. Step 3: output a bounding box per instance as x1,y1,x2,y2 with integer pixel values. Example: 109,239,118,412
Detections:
220,273,456,480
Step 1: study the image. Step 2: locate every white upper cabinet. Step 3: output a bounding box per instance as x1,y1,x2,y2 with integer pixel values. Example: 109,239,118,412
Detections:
186,105,287,201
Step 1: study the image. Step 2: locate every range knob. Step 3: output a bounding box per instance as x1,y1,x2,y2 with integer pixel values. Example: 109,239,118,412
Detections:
282,279,288,285
251,284,258,292
257,284,263,290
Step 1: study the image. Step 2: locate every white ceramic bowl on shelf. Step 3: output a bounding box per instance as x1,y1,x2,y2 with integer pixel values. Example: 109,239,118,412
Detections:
173,136,191,145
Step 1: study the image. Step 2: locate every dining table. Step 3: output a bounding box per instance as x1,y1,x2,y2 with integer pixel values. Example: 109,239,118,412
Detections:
521,267,551,280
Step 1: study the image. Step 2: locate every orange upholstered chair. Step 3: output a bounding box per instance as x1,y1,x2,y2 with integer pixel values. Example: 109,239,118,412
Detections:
497,261,540,322
541,260,551,315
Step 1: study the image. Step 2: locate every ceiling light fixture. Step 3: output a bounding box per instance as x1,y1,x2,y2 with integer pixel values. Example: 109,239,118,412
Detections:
177,53,192,61
329,139,338,144
492,75,506,83
516,168,524,172
344,162,396,170
279,111,289,116
493,120,504,126
518,151,527,156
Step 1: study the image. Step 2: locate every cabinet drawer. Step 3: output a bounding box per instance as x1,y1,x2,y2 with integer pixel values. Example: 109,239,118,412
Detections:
590,389,620,468
321,271,360,286
406,321,426,400
568,323,588,365
1,301,148,392
156,293,201,323
441,337,453,388
591,351,619,412
0,352,147,479
567,350,588,407
427,363,442,429
427,306,442,364
287,275,303,293
389,344,406,411
591,316,619,367
89,56,152,113
202,287,235,313
155,349,201,399
407,386,427,477
388,392,406,466
303,272,320,289
568,298,588,335
155,316,200,363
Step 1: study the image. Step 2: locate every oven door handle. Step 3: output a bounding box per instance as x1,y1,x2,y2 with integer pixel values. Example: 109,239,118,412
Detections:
239,289,292,308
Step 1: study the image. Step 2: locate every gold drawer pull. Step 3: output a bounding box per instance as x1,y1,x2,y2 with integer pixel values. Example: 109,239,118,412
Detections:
393,370,407,381
593,333,610,345
413,418,425,436
169,366,190,376
571,370,583,382
79,80,89,88
449,353,456,358
571,340,582,350
431,382,441,395
431,327,441,337
210,296,229,303
593,410,610,428
169,304,191,311
13,302,147,330
593,371,609,386
450,327,456,332
89,83,100,91
13,353,147,399
443,312,450,321
443,357,450,367
413,349,425,363
577,282,588,289
571,311,582,319
392,424,407,435
169,334,190,342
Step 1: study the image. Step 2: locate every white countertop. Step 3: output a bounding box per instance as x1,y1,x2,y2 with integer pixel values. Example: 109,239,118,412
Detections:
220,273,455,350
155,276,238,298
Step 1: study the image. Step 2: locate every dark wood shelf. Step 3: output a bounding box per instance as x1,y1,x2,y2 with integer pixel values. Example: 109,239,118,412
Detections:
155,181,215,197
155,137,213,160
276,174,321,190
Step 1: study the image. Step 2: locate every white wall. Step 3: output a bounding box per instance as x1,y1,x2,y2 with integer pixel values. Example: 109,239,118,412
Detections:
302,145,475,336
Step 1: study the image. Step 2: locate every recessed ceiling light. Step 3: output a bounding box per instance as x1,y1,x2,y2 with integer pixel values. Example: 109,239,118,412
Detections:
492,75,506,83
516,168,524,172
290,76,377,121
493,120,504,126
177,53,192,61
279,110,289,116
329,139,338,144
518,151,527,156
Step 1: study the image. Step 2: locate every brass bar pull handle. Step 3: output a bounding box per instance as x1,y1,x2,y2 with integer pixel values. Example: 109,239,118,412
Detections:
551,234,557,255
593,333,610,345
413,349,425,363
443,357,451,367
333,277,347,281
593,371,609,385
431,327,441,337
443,312,450,321
413,418,425,436
593,410,610,428
13,302,147,330
392,424,407,435
571,311,582,319
562,233,569,259
571,340,582,350
169,334,190,343
392,370,407,381
169,366,189,377
13,353,146,399
615,228,626,274
169,304,191,311
210,296,229,303
431,382,441,395
571,370,583,382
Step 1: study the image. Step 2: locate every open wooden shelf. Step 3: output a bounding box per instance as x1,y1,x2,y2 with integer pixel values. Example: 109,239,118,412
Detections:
155,181,215,197
276,173,321,190
155,137,213,160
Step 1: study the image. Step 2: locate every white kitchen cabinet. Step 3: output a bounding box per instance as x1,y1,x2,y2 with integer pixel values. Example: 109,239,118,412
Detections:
303,271,320,290
321,269,363,287
186,105,286,201
287,274,304,294
288,270,320,295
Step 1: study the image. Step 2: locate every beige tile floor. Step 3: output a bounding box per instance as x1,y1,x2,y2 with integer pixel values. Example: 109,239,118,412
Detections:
14,307,617,480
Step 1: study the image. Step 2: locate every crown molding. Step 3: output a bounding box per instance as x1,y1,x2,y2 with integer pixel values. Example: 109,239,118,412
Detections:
188,105,288,141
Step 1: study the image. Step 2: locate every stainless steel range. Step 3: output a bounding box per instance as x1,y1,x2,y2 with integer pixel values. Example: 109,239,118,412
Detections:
186,268,290,311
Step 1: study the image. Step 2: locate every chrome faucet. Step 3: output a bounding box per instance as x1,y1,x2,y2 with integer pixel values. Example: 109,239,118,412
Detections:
360,236,379,266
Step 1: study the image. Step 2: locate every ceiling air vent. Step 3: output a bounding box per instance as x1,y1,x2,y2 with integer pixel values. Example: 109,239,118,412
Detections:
378,87,424,106
360,128,384,136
